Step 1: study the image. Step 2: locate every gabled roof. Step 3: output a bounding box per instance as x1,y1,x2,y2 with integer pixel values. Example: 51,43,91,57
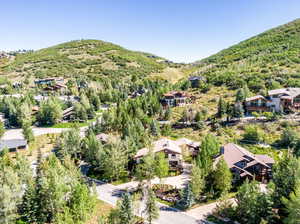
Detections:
217,143,273,169
135,138,182,158
268,88,300,97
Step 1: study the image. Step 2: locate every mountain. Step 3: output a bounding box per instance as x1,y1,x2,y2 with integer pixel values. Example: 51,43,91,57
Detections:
0,39,179,82
188,19,300,92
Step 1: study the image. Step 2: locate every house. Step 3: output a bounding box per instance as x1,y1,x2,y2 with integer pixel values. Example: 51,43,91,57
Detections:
214,143,274,183
161,91,191,108
135,138,183,170
0,139,28,152
188,76,206,88
134,137,200,170
245,88,300,114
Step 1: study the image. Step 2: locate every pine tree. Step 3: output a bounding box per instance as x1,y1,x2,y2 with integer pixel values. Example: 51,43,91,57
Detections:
217,97,226,118
144,188,159,224
19,182,38,223
235,88,245,102
22,121,34,143
282,184,300,224
150,120,160,137
179,184,195,209
118,193,135,224
272,153,300,207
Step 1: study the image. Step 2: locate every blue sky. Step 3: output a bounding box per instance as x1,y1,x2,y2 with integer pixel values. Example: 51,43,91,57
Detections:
0,0,299,62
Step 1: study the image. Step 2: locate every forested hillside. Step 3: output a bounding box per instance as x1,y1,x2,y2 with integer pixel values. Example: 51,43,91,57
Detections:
188,19,300,92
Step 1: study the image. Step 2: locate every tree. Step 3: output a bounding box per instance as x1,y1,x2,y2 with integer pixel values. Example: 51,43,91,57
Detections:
102,140,128,181
212,158,232,197
235,88,245,102
178,184,195,209
22,121,34,143
190,164,205,200
154,152,169,179
242,125,263,143
235,180,274,224
150,120,160,137
233,102,244,119
135,151,156,182
217,97,226,118
282,184,300,224
118,193,135,224
37,98,63,125
33,156,96,223
196,134,219,175
57,128,82,160
0,121,5,138
272,153,300,207
144,188,159,224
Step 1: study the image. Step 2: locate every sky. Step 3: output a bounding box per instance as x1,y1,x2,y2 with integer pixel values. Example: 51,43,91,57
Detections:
0,0,299,63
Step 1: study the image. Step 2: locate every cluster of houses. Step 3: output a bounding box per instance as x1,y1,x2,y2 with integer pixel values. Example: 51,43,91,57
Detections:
245,88,300,114
34,77,67,92
134,138,274,183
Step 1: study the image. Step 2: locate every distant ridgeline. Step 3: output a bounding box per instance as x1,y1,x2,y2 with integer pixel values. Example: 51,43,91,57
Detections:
187,19,300,93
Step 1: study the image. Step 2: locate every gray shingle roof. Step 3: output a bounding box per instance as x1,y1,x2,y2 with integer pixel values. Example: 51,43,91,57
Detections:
0,139,27,151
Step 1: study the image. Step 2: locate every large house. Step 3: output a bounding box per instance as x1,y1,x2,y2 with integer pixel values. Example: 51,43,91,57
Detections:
215,143,274,183
161,91,191,108
134,138,200,170
245,88,300,113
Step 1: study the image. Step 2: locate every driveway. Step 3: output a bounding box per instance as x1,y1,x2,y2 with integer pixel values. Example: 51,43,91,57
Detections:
93,180,201,224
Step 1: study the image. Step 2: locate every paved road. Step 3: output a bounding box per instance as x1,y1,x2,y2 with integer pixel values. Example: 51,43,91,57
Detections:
2,126,88,140
93,180,201,224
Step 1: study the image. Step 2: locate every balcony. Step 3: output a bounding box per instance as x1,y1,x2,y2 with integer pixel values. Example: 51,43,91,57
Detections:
246,106,269,112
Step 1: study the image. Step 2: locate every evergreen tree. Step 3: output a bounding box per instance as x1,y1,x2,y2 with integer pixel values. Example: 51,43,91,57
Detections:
22,121,34,143
235,88,245,102
235,180,274,224
144,188,159,224
150,120,160,137
212,158,232,197
282,184,300,224
118,193,135,224
217,97,226,118
272,153,300,207
179,184,195,209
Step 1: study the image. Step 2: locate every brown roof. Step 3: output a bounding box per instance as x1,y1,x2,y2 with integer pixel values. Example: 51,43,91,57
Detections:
217,143,274,169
